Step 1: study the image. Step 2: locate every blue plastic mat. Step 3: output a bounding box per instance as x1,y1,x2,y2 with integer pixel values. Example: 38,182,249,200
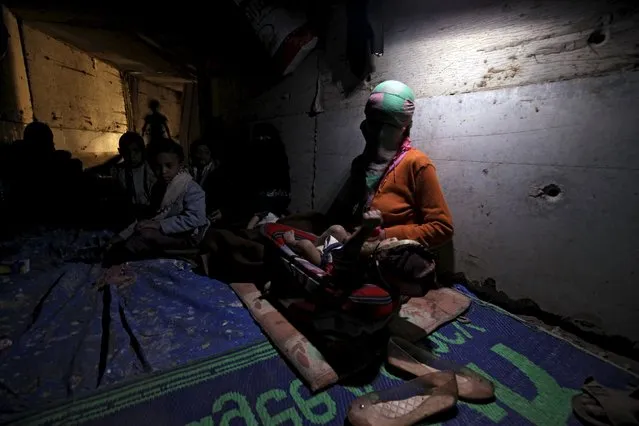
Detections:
0,253,264,424
10,286,638,425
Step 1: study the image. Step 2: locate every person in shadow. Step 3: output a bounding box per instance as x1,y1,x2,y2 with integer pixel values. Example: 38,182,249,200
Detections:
141,99,171,143
196,122,290,282
244,123,292,229
190,138,226,221
11,121,83,227
205,122,291,230
110,132,156,221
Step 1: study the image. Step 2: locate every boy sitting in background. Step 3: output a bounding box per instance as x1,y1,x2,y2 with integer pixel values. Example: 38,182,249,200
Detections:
105,139,209,265
111,132,156,220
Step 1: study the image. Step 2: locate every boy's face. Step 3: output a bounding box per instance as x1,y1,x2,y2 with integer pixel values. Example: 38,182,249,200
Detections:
119,143,143,167
154,152,182,183
192,145,212,168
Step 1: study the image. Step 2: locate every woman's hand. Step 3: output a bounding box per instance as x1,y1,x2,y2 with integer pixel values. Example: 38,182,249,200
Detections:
363,209,383,223
363,209,385,241
136,220,160,231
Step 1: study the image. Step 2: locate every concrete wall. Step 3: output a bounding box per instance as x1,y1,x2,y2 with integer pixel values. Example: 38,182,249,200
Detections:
0,6,32,142
233,0,639,340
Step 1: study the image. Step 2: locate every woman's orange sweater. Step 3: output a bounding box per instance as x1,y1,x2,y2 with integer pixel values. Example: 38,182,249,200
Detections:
370,149,453,247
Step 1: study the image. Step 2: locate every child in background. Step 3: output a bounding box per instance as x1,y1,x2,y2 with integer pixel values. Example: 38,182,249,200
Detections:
105,139,209,265
111,132,156,220
190,138,225,220
191,139,217,186
141,100,171,143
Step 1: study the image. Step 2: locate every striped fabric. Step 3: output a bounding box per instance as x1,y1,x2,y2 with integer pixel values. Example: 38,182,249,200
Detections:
261,223,394,321
364,80,416,128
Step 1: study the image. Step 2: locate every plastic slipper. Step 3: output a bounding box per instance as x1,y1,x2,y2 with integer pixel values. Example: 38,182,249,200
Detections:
572,377,639,425
387,337,495,401
347,371,458,426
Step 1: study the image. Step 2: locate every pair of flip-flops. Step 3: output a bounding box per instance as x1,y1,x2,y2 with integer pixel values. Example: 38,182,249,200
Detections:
572,377,639,425
347,337,495,425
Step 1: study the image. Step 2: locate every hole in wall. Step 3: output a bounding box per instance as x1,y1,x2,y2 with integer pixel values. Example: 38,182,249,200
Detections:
588,29,607,46
542,184,561,198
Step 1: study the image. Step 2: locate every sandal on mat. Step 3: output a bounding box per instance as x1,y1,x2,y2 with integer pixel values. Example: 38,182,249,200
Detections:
572,377,639,425
347,371,458,426
387,337,495,402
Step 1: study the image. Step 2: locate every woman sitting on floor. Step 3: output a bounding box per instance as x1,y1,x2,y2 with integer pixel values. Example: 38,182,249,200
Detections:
328,80,454,249
105,139,209,265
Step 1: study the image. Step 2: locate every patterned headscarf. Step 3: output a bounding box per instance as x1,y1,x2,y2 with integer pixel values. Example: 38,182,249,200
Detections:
364,80,416,128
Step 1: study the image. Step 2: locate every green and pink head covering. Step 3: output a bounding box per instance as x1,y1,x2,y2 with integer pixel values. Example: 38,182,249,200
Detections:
358,81,416,212
364,80,416,128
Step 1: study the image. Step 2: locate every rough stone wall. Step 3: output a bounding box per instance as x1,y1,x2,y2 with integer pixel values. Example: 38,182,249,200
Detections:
2,9,184,168
21,24,127,167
